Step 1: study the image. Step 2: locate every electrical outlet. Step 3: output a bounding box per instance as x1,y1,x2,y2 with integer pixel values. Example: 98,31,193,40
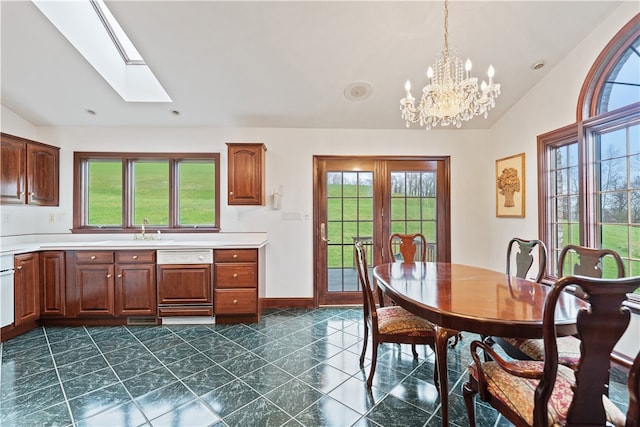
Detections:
48,213,56,223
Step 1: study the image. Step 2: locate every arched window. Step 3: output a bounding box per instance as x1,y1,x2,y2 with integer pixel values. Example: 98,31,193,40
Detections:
538,15,640,283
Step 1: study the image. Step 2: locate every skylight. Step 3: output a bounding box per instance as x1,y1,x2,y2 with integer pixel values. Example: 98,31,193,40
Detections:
32,0,171,102
90,0,144,65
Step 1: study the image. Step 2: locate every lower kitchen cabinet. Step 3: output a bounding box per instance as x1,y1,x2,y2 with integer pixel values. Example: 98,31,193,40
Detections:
214,248,264,323
71,252,115,317
40,251,66,317
14,252,40,326
67,250,156,318
115,251,156,316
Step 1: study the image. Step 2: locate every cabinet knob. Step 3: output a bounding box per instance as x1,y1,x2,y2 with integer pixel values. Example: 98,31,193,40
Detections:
91,255,97,260
233,299,238,304
16,265,23,271
29,192,35,196
229,191,234,195
132,255,138,260
233,273,238,278
233,254,238,259
117,274,122,278
107,274,112,278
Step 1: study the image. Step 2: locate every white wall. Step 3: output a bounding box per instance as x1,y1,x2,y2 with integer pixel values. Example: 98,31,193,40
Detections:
487,3,639,272
27,126,491,299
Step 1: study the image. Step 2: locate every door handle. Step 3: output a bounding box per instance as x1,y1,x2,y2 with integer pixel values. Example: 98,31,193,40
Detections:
321,223,330,243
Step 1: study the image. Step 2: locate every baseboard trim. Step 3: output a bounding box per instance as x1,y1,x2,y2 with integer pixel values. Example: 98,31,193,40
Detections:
261,298,315,309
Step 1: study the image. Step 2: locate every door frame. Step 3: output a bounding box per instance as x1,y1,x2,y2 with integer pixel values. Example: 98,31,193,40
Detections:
313,155,451,306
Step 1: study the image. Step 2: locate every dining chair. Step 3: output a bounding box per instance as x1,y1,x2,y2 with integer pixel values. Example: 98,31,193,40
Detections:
354,241,439,388
388,233,431,263
387,233,463,347
506,237,547,282
462,274,640,427
494,243,625,369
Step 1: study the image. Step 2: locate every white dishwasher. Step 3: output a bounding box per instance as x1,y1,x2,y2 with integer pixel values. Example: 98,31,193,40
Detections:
156,249,214,322
1,254,15,328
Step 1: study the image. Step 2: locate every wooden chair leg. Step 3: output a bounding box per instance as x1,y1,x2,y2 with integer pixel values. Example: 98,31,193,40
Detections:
462,380,477,427
367,342,378,387
433,355,439,392
411,344,418,359
360,324,369,367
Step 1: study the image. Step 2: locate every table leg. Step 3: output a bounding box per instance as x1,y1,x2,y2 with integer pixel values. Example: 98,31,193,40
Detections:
435,326,458,426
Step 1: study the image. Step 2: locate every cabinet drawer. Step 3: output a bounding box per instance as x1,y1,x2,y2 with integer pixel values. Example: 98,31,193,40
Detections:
215,263,256,288
75,251,114,263
215,289,256,314
214,249,257,263
116,251,155,264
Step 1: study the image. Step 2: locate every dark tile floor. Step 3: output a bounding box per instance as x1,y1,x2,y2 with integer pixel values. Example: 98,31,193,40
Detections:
0,308,631,427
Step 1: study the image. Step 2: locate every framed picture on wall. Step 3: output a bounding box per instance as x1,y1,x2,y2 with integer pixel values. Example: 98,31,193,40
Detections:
496,153,525,218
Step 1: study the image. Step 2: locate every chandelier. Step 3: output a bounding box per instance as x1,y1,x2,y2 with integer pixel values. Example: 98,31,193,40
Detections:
400,0,501,130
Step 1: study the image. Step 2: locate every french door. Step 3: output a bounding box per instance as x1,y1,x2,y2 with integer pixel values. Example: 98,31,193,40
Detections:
314,156,450,305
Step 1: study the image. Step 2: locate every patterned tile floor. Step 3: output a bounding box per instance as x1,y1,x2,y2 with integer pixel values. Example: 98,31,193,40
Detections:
0,308,631,427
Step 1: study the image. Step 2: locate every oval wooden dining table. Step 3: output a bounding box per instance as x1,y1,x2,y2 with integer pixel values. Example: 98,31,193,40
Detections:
372,262,588,426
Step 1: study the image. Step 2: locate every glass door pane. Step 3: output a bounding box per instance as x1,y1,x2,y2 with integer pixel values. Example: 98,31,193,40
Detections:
326,170,374,294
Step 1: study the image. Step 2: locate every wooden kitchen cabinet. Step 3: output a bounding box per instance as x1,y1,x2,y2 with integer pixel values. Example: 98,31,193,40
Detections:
1,133,59,206
157,264,213,316
226,143,266,205
70,251,115,317
40,251,66,317
214,248,262,323
14,253,40,326
115,251,156,316
67,250,157,318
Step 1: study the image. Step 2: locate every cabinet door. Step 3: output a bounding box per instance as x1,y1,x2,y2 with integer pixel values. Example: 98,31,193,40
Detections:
116,263,156,316
14,253,40,325
227,143,266,205
157,264,212,304
0,137,26,204
75,264,115,316
40,251,66,317
26,143,59,206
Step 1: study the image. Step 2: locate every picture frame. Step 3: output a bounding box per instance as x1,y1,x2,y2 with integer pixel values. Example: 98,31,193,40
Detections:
496,153,525,218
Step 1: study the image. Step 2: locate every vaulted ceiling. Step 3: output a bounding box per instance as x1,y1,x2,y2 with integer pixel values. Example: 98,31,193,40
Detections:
0,1,626,130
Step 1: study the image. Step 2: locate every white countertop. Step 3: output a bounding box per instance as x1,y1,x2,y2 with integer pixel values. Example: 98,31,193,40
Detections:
0,234,268,255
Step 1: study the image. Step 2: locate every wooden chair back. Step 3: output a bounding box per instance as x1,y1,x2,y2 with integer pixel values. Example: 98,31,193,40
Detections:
558,244,625,278
506,237,547,282
388,233,429,263
534,275,640,425
355,241,378,333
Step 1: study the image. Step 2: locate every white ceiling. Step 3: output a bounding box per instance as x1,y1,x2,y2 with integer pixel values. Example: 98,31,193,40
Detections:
0,1,627,130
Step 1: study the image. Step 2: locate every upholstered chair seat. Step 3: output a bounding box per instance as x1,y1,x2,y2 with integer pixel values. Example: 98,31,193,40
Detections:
467,360,625,426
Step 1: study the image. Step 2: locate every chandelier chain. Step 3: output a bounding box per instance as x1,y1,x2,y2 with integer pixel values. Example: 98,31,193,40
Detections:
443,0,449,61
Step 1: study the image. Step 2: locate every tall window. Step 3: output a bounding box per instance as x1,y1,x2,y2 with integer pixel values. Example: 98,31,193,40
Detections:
539,16,640,284
74,152,220,232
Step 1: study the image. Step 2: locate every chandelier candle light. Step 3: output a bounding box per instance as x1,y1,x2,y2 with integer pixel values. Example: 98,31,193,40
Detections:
400,0,501,130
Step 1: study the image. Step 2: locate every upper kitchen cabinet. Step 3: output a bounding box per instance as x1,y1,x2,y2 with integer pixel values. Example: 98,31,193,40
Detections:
1,133,59,206
227,143,266,205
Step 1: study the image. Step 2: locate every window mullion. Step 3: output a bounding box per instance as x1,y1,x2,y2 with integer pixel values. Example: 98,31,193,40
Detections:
123,158,134,229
